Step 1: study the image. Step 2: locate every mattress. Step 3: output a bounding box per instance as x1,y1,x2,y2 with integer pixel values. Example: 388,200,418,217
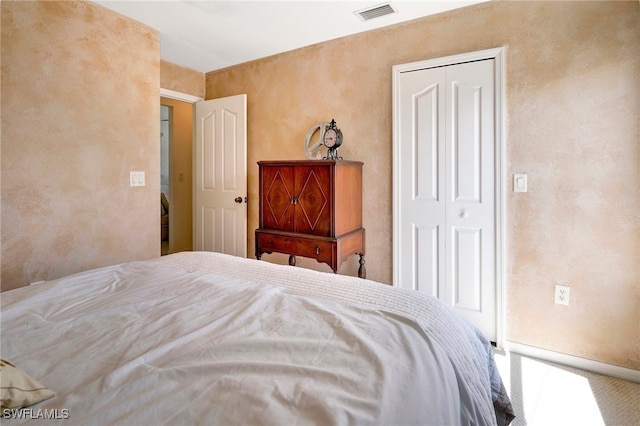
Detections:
1,251,513,425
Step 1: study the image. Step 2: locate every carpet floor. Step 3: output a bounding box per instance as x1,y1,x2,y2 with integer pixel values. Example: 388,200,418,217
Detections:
493,351,640,425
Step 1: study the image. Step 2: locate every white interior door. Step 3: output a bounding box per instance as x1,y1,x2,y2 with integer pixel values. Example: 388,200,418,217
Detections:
194,94,247,257
393,50,504,343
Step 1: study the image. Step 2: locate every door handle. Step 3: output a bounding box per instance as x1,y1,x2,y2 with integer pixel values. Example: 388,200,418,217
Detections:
234,196,243,204
460,209,469,218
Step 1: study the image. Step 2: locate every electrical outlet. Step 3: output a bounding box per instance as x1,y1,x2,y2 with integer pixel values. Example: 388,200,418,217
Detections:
555,284,570,305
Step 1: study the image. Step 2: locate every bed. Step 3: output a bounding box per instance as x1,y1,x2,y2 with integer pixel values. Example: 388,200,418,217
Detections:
1,251,514,425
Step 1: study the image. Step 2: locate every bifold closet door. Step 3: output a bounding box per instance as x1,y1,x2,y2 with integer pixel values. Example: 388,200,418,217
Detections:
396,59,496,341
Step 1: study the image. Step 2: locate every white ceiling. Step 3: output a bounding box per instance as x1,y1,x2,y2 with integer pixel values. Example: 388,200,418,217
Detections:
94,0,485,73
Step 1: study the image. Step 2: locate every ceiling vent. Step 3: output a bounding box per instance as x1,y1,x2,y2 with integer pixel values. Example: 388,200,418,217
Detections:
355,3,397,22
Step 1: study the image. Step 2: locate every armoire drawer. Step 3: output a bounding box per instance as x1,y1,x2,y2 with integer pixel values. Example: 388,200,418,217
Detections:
257,233,334,263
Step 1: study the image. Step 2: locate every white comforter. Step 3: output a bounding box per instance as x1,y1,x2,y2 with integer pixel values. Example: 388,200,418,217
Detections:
1,252,510,425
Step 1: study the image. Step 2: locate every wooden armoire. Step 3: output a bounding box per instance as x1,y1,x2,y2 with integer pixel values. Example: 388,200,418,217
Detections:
255,160,365,278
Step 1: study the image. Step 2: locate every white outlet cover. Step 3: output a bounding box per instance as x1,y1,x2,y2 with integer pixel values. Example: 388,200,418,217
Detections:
554,284,571,305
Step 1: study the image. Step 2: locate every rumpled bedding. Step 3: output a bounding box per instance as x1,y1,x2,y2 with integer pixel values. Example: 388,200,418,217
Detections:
1,251,513,425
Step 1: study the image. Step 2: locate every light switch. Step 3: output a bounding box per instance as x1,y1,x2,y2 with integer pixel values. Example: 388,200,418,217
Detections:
130,171,146,187
513,173,527,192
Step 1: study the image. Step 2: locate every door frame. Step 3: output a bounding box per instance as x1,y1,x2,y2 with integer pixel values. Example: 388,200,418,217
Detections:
160,88,203,254
391,47,506,348
161,88,203,104
160,104,172,253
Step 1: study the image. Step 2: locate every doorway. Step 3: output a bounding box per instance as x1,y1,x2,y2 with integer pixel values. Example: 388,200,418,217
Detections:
392,48,505,345
160,96,195,255
160,105,170,254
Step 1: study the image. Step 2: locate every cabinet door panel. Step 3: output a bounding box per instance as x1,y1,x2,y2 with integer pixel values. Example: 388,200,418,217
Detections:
261,166,295,231
295,165,332,236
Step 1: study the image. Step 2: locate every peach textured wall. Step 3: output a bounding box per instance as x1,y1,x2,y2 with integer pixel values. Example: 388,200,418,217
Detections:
160,97,193,253
160,60,205,99
206,1,639,370
1,1,160,291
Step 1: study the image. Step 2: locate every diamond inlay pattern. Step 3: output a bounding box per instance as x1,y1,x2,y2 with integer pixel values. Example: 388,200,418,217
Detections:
298,170,328,230
265,171,292,226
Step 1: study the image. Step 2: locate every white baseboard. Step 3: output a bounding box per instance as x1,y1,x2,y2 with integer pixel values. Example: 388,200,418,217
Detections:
506,341,640,384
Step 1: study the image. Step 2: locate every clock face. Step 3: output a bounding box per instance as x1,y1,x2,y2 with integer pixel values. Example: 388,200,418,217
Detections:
323,128,342,149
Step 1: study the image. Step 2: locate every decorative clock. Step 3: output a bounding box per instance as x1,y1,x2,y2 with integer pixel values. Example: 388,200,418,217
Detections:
322,119,343,160
303,119,344,160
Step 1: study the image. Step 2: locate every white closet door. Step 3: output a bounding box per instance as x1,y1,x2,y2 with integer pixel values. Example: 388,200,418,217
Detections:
396,66,446,299
444,60,495,336
395,59,496,341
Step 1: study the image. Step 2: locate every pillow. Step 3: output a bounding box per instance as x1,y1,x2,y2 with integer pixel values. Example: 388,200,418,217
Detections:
0,359,55,410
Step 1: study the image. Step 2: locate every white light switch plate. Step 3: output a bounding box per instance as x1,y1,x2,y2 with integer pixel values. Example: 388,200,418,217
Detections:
513,173,527,192
130,171,145,187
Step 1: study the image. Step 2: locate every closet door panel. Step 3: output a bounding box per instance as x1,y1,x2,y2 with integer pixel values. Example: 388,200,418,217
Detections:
444,59,496,335
396,67,446,293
